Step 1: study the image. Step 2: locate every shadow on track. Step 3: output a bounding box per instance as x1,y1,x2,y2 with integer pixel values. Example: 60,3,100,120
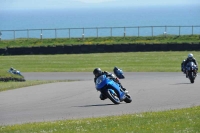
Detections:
74,103,125,107
171,83,193,85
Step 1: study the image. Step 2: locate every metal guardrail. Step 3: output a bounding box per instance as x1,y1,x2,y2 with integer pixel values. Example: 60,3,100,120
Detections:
0,25,200,40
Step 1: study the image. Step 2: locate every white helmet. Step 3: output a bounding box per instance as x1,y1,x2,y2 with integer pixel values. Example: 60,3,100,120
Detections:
188,53,193,60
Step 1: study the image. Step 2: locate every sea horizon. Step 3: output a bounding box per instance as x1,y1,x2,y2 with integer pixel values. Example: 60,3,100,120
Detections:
0,5,200,39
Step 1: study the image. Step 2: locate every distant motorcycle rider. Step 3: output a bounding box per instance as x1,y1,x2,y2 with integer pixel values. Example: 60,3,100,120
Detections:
181,53,198,78
93,68,128,100
9,67,17,73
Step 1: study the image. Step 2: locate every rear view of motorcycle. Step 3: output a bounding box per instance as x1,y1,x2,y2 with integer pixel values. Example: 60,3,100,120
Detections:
113,66,125,79
186,62,198,83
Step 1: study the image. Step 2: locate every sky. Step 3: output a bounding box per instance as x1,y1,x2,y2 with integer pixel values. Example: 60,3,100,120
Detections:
1,0,200,10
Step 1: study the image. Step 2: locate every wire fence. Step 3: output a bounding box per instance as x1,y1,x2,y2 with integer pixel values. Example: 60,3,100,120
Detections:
0,25,200,40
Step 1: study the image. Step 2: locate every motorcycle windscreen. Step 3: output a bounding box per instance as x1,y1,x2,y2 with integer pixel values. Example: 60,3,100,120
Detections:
187,62,197,70
95,75,109,91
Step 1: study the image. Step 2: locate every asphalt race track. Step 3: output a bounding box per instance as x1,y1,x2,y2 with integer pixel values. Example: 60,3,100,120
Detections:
0,72,200,125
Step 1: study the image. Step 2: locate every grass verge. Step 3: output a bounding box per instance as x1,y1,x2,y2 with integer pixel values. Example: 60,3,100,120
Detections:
0,106,199,133
0,51,199,73
0,80,72,92
0,35,199,48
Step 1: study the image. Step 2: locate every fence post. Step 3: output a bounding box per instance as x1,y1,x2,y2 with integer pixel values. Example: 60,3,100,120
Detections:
96,28,98,38
151,26,153,37
82,28,84,39
110,27,112,37
40,29,43,40
55,29,57,39
124,27,126,37
0,31,2,41
13,30,15,40
69,28,70,39
164,26,167,38
192,26,193,35
179,26,181,36
27,29,29,39
138,27,140,37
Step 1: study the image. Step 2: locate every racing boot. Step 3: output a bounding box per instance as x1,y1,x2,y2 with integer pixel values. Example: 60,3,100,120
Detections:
118,82,128,94
122,88,128,94
186,73,188,78
120,85,128,94
183,69,186,74
100,93,107,100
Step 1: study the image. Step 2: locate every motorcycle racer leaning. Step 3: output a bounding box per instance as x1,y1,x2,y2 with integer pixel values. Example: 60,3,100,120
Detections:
181,53,198,78
93,68,128,100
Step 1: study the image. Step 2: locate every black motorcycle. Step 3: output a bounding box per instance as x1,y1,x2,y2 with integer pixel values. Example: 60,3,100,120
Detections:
186,62,198,83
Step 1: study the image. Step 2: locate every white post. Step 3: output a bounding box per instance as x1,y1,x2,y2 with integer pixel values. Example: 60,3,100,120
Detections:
40,29,43,40
0,31,2,41
163,31,167,37
82,28,84,39
124,27,126,37
82,33,84,39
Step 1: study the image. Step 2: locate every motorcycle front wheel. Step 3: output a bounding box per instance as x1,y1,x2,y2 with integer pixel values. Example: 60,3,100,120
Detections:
189,72,195,83
124,94,132,103
105,89,120,104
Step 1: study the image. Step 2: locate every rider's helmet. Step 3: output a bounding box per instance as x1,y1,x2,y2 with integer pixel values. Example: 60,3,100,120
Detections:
10,67,13,70
188,53,194,61
93,68,102,77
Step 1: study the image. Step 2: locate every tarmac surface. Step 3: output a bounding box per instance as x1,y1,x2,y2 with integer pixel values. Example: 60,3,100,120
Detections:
0,72,199,125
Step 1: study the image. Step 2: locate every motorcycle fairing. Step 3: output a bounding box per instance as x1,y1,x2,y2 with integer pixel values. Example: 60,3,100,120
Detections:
186,62,197,72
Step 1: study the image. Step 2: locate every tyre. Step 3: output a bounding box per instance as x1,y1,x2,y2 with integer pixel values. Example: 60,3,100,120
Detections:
105,89,120,104
190,78,194,83
189,72,194,83
124,94,132,103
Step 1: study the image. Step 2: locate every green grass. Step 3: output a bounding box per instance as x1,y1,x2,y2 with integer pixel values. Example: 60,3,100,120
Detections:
0,35,199,48
0,80,72,92
1,51,199,73
0,106,199,133
0,70,22,78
